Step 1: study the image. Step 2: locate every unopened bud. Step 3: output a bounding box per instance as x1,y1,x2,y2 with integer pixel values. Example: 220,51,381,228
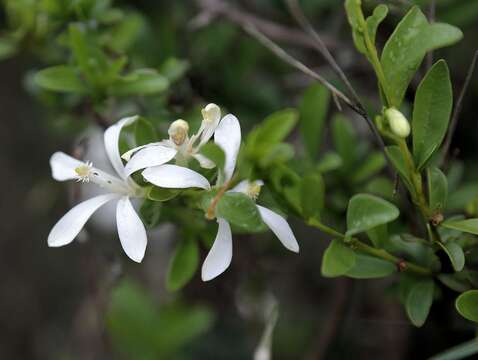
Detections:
168,119,189,145
201,103,221,124
385,108,410,138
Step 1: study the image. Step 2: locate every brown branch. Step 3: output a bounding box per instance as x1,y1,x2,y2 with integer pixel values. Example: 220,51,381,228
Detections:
441,50,478,163
194,0,337,50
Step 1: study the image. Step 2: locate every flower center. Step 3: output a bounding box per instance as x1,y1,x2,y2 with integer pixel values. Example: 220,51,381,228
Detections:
201,103,221,124
247,181,263,200
75,162,93,183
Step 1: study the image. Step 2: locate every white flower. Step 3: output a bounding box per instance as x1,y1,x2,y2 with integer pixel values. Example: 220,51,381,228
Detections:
200,114,300,281
121,103,223,177
48,116,149,263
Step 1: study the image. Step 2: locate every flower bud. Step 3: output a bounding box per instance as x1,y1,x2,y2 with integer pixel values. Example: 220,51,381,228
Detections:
201,103,221,124
385,108,410,138
168,119,189,146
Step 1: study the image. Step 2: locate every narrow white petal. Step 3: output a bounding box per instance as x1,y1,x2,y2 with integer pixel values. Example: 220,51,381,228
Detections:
201,218,233,281
125,145,177,176
50,152,84,181
116,196,147,263
193,153,216,169
142,164,210,189
104,116,138,179
48,193,119,247
215,114,241,182
257,205,299,253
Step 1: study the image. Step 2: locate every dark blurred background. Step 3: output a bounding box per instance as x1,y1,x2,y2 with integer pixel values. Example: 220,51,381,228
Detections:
1,0,478,359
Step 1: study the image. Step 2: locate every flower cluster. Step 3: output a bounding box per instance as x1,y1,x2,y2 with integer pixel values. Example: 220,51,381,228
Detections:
48,104,299,281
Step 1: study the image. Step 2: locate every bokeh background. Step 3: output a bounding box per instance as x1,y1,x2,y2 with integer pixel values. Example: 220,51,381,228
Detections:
1,0,478,359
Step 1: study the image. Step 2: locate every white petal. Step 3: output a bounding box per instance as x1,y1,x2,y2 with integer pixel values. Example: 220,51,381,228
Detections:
104,116,138,179
215,114,241,182
124,145,177,176
229,179,264,194
142,164,210,189
48,193,119,247
257,205,299,253
116,196,147,263
193,153,216,169
50,152,84,181
201,218,233,281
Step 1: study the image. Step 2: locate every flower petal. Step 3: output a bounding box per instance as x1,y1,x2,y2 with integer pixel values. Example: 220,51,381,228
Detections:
201,218,233,281
229,179,264,194
142,164,210,189
116,196,147,263
215,114,241,182
48,193,119,247
104,116,138,179
124,145,177,176
50,151,84,181
193,153,216,169
256,205,299,253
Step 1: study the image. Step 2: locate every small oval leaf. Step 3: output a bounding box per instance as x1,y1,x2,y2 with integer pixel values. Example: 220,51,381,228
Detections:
321,239,356,278
456,290,478,323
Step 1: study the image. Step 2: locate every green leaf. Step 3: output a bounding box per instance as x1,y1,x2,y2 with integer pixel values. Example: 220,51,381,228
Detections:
405,279,434,327
216,192,263,231
381,7,462,107
366,224,388,248
438,241,465,272
332,115,357,171
200,143,225,171
428,166,448,212
160,58,190,83
385,146,412,189
111,69,169,96
345,253,395,279
442,219,478,235
34,66,88,93
455,290,478,323
299,83,330,157
321,239,356,278
366,4,388,46
412,60,453,170
147,186,181,202
139,199,162,228
301,173,325,220
316,152,343,173
0,37,18,61
430,339,478,360
247,109,298,159
344,0,367,56
166,239,199,291
351,151,386,183
135,117,157,146
346,194,399,236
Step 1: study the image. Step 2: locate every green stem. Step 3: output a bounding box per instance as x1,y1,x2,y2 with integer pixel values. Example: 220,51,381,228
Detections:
307,219,432,276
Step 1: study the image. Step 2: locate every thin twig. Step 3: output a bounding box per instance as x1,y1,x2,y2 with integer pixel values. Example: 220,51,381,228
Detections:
194,0,337,50
285,0,361,105
441,50,478,163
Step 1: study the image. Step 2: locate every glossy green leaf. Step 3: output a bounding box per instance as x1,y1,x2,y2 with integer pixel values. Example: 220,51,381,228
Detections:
216,192,263,231
34,66,88,93
428,166,448,212
381,7,462,107
430,339,478,360
332,115,357,171
385,146,412,189
345,253,395,279
344,0,367,56
316,152,343,173
412,60,453,170
299,83,330,157
166,238,199,291
438,241,465,272
135,117,157,146
405,279,434,327
321,239,356,278
442,219,478,235
346,194,399,236
366,5,388,46
111,69,169,96
147,187,181,202
301,173,325,220
366,224,388,248
455,290,478,323
200,143,225,171
351,151,386,183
